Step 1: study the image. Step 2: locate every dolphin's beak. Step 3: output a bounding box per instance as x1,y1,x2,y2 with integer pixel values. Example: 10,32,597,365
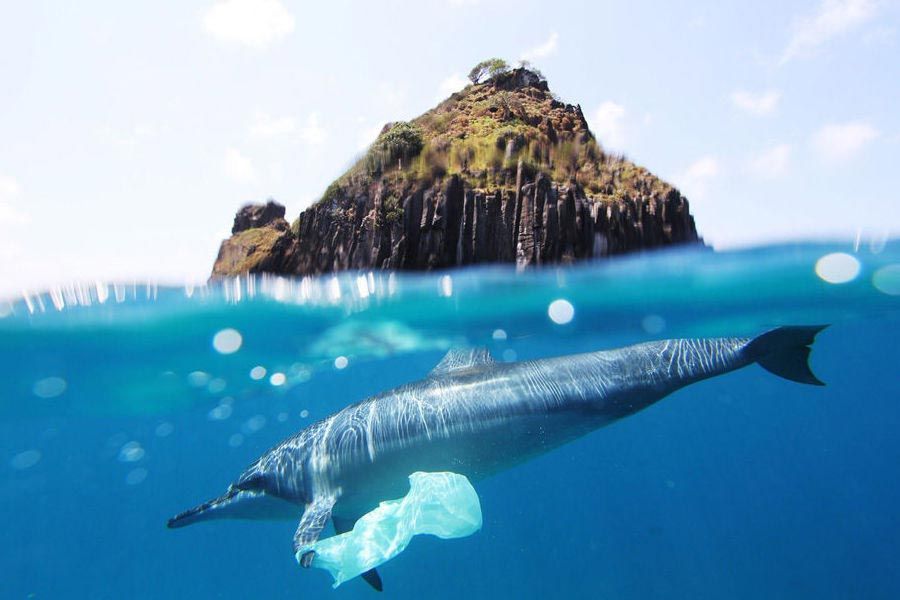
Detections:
167,487,239,529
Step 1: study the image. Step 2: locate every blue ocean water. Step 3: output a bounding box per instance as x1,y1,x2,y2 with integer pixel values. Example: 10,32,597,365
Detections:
2,243,900,599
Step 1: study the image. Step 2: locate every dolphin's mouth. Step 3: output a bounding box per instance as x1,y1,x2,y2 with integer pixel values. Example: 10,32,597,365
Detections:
167,486,299,528
167,487,239,529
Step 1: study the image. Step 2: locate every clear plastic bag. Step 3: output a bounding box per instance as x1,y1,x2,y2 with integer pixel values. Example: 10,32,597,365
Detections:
297,471,482,587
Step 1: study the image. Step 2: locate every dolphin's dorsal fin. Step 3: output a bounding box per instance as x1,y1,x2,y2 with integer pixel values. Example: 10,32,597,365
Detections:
429,348,495,377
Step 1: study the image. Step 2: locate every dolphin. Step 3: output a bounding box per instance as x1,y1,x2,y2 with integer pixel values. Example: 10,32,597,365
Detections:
168,326,826,591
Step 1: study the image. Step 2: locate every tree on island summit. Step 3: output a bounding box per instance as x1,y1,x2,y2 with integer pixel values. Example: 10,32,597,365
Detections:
467,58,510,84
517,60,545,81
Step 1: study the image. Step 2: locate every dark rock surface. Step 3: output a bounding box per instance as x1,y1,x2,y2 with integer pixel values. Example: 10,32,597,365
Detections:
231,200,285,234
212,170,697,277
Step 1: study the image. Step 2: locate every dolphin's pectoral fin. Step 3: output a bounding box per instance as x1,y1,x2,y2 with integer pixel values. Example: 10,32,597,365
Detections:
429,347,495,377
333,516,384,592
293,496,336,567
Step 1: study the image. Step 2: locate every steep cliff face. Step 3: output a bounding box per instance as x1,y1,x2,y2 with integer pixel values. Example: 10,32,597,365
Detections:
212,67,700,277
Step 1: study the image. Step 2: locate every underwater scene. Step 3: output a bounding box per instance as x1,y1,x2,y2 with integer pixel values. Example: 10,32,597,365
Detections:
3,243,900,599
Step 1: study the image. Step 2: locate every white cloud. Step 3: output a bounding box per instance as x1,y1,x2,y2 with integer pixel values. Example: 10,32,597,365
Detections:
376,82,407,111
811,120,879,162
437,73,469,100
202,0,295,49
249,111,325,144
687,14,707,29
591,101,627,150
731,90,781,116
520,32,559,62
249,111,296,137
357,123,384,151
0,237,22,261
781,0,878,64
298,113,326,145
0,175,28,226
677,156,720,198
223,148,257,183
99,122,159,146
747,144,792,178
863,25,896,45
0,175,22,201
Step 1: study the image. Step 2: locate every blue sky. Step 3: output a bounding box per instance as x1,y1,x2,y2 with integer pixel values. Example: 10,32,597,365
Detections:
0,0,898,294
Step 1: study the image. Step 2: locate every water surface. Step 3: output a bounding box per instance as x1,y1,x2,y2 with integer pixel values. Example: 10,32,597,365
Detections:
2,243,899,599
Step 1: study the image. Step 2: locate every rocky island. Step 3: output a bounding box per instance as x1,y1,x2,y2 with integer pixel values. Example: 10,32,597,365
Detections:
212,61,700,278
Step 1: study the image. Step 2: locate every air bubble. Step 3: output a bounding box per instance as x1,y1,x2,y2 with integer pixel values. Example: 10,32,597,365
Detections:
33,377,67,399
873,264,900,295
641,315,666,334
815,253,860,284
10,450,41,470
212,328,242,354
548,299,574,325
118,441,145,463
126,467,148,485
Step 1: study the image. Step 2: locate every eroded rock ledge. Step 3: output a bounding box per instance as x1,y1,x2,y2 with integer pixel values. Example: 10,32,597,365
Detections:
212,168,698,277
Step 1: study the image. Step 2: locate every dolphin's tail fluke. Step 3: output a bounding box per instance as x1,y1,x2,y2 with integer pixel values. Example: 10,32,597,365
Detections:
745,325,827,386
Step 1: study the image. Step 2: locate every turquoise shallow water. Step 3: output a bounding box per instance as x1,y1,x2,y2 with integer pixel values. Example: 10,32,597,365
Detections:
2,243,900,598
